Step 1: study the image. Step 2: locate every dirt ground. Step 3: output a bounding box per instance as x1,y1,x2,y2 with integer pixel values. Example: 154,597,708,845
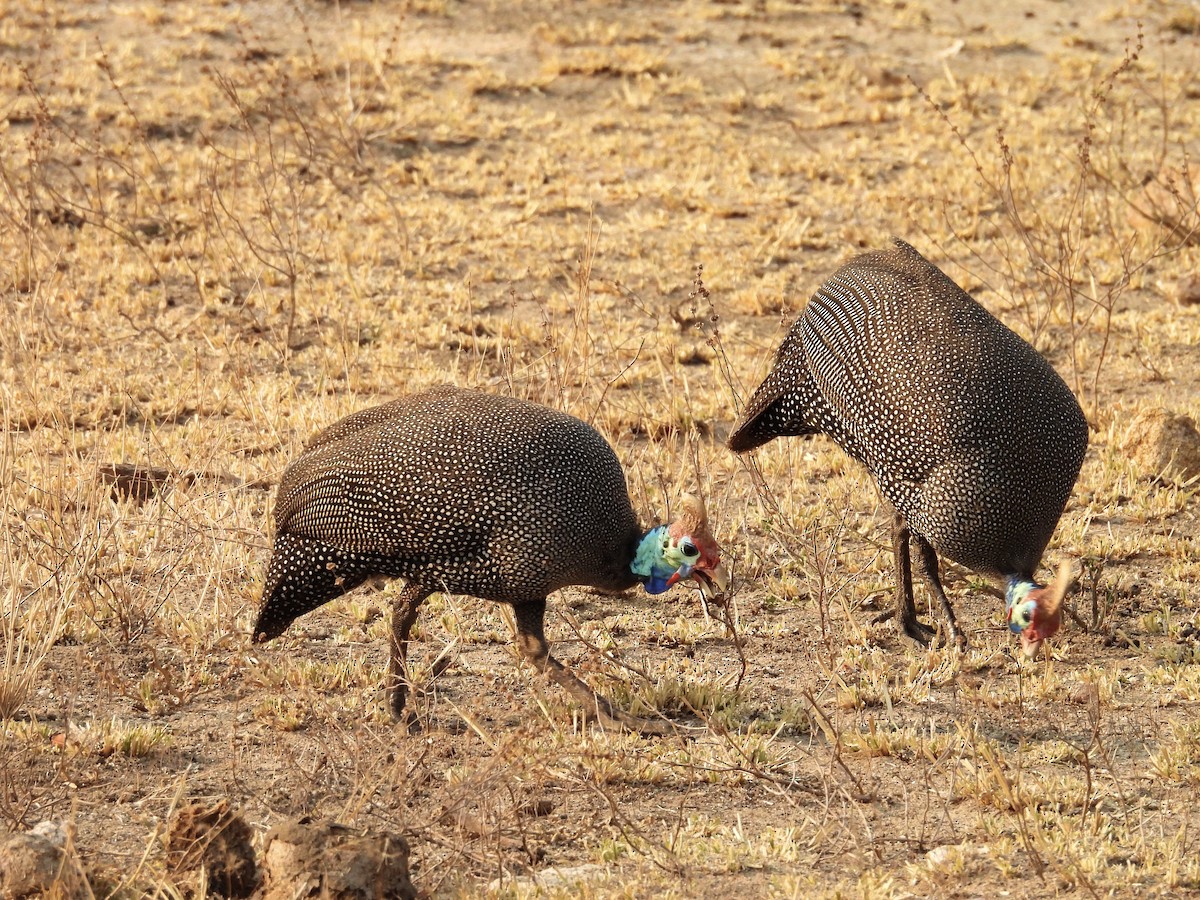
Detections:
3,0,1200,896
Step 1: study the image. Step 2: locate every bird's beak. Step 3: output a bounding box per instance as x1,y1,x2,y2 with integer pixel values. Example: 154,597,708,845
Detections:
1020,632,1043,658
692,561,730,604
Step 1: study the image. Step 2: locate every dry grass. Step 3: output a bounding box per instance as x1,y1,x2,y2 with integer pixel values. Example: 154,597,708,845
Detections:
2,0,1200,896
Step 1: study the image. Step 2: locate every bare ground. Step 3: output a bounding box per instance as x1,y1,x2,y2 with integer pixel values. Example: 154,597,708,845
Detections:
3,0,1200,897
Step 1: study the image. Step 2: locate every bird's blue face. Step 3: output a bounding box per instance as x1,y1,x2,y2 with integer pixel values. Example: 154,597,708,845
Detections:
662,531,702,578
1006,575,1064,656
631,527,700,594
1006,581,1037,634
630,495,728,600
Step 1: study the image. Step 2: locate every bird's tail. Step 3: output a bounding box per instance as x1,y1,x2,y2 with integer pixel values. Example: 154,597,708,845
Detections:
727,365,826,452
252,534,378,642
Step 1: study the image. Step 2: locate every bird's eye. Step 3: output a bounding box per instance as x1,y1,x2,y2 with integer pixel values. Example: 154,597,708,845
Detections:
1009,601,1033,631
680,538,700,559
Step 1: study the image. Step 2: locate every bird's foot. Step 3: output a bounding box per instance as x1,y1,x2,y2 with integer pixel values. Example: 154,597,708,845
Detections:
542,658,701,737
388,681,420,726
389,708,423,735
901,617,968,652
872,606,967,651
565,681,702,737
902,617,939,647
595,705,701,738
872,606,936,644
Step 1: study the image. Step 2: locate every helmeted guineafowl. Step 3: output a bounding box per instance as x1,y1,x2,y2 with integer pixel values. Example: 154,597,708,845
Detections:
253,385,728,732
728,239,1086,655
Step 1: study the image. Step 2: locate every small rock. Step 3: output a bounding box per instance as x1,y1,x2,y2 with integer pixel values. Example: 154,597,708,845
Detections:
518,798,555,818
862,65,905,88
1121,407,1200,483
1174,272,1200,306
925,842,992,869
0,821,90,899
1069,682,1100,705
262,818,414,900
28,821,68,844
96,462,174,503
166,799,258,899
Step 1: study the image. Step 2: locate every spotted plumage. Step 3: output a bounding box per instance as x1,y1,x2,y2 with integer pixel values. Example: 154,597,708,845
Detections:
728,239,1086,653
254,386,728,731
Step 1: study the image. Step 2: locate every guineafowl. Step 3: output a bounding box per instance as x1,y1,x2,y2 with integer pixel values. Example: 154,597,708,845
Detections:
253,386,728,732
728,239,1086,655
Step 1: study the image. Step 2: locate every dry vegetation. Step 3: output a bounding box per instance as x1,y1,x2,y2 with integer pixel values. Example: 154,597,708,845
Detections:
2,0,1200,896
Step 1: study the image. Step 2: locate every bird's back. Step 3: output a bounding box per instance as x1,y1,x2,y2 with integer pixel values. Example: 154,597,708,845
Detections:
274,386,642,602
730,239,1088,578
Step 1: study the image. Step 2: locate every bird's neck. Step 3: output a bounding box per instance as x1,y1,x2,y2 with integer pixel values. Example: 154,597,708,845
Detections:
630,525,675,594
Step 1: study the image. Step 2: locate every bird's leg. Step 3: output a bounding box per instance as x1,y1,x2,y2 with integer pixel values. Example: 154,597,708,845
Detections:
387,585,432,722
511,600,678,736
913,536,967,650
881,511,937,645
